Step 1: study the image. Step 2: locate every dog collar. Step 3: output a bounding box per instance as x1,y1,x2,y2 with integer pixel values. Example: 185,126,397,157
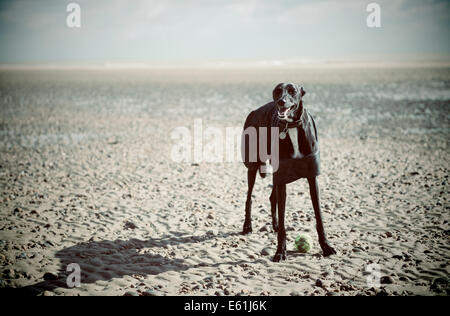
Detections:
278,116,303,139
284,119,302,128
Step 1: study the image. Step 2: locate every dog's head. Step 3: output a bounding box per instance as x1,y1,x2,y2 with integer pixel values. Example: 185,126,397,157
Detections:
272,83,306,122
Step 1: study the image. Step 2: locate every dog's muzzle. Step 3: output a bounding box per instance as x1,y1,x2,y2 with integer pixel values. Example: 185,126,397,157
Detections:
277,102,298,122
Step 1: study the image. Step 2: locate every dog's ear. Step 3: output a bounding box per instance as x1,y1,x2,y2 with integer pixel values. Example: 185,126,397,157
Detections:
273,83,283,100
300,86,306,97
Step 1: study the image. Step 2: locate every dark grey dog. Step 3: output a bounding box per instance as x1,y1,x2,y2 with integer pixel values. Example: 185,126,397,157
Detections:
241,83,336,262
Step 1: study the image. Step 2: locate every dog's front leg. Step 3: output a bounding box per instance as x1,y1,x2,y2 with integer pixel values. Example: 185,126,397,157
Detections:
269,186,278,232
243,168,257,234
273,184,287,262
307,177,336,257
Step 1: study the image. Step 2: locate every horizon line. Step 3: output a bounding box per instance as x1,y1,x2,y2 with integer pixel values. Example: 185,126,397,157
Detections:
1,55,449,70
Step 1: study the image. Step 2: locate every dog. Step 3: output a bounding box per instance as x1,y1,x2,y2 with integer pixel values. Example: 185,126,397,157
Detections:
241,83,336,262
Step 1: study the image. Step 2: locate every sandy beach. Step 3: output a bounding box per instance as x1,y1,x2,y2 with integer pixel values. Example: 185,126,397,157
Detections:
0,65,449,296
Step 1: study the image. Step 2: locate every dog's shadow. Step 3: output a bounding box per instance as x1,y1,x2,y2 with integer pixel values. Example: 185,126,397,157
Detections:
3,231,242,296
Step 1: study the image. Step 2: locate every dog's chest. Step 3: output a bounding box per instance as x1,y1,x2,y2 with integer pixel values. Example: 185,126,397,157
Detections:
278,127,304,159
287,127,303,159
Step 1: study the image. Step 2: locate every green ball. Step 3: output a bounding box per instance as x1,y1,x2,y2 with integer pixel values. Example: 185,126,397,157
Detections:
295,234,313,253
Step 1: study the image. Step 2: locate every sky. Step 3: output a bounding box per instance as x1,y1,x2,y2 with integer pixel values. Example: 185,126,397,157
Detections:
0,0,449,64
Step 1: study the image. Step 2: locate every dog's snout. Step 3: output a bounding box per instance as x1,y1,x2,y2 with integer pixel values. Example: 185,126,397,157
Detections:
278,100,286,107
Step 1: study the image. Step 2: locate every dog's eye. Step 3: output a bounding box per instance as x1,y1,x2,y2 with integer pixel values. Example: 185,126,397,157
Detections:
288,88,296,95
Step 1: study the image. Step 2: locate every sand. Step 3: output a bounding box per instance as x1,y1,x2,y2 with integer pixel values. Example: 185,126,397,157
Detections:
0,66,449,296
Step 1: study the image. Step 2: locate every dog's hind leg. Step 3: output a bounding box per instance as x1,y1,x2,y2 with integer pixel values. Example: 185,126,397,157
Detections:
243,167,257,234
307,177,337,257
269,186,278,232
273,184,287,262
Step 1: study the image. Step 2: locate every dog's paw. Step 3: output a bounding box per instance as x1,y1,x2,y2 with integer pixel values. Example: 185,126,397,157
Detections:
272,250,286,262
321,244,337,257
242,225,253,235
